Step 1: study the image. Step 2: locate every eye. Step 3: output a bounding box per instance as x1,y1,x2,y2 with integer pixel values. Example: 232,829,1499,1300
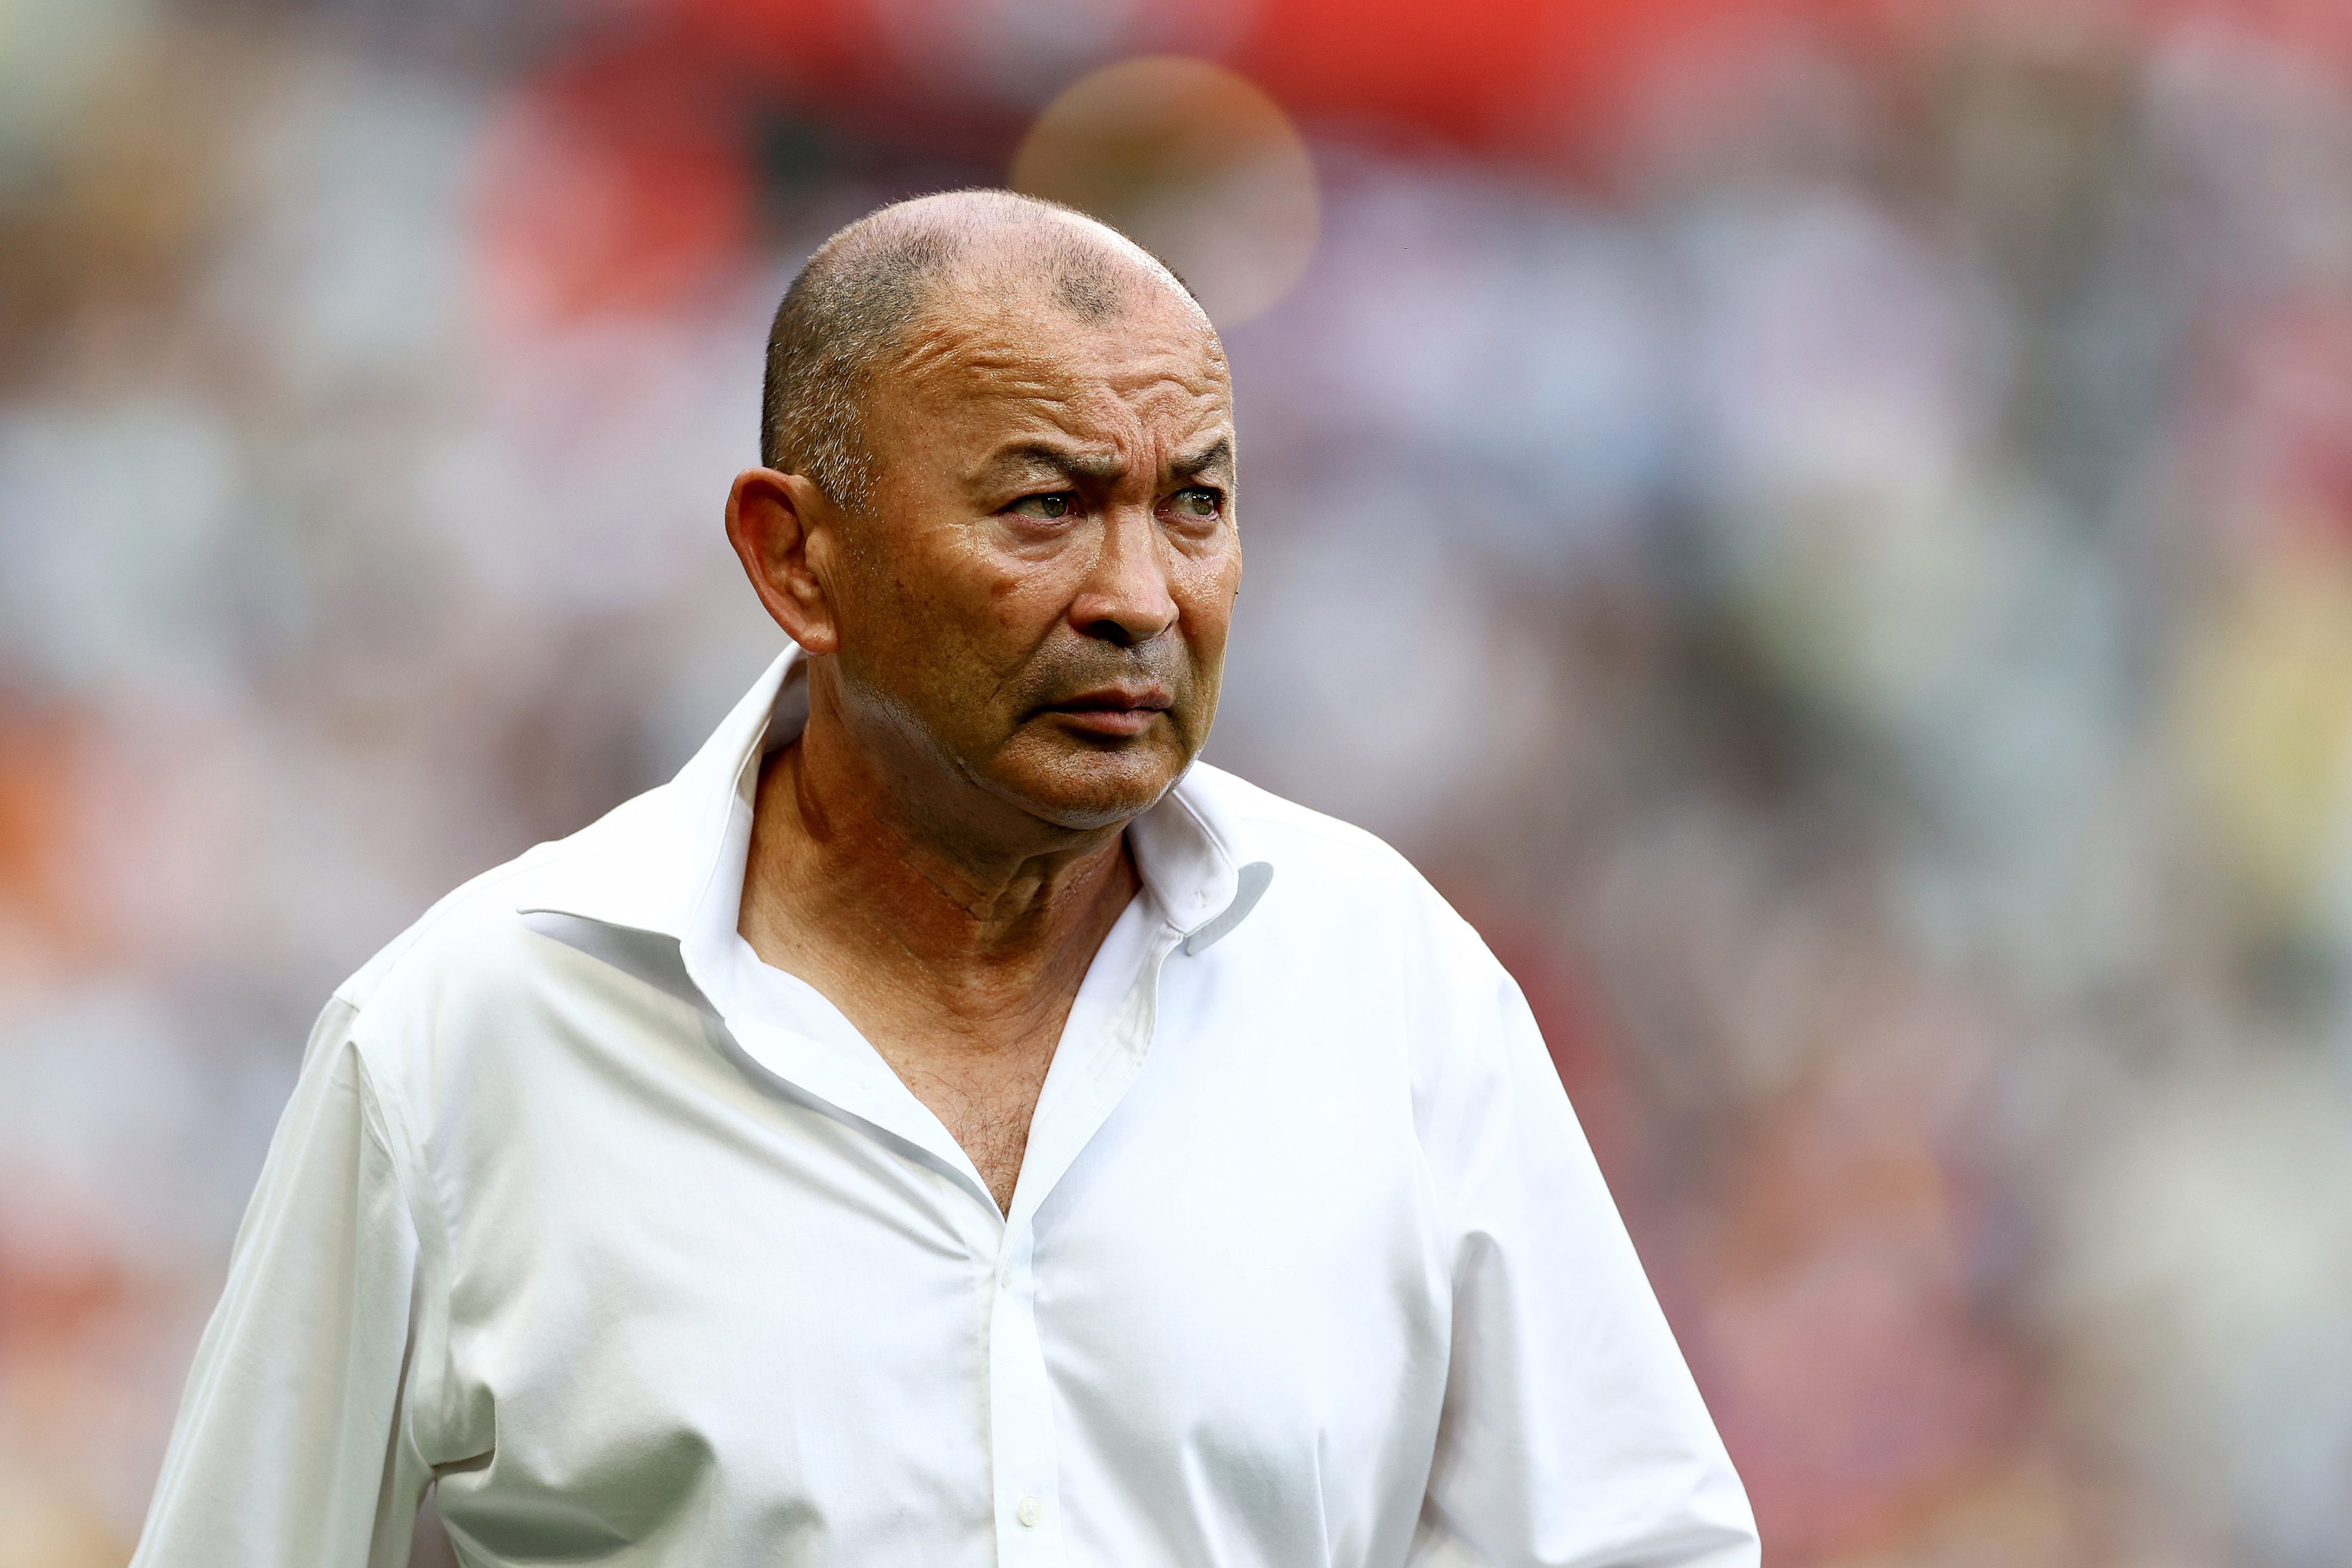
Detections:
1009,493,1075,520
1167,487,1222,519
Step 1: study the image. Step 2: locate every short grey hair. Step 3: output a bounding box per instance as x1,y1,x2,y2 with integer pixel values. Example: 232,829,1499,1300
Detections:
759,189,1194,511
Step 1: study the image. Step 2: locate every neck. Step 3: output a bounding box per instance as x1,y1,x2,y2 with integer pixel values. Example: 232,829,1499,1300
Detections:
739,670,1141,998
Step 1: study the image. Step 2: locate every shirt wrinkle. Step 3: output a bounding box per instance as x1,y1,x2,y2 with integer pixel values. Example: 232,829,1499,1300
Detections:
350,1031,456,1469
130,649,1759,1568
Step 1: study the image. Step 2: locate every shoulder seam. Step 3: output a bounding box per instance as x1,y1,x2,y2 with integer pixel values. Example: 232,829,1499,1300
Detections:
334,841,564,1011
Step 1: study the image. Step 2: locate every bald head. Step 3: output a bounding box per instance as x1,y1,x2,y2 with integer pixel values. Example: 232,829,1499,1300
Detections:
761,190,1203,510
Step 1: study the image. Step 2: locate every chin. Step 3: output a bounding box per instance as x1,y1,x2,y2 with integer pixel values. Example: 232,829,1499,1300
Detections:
989,747,1185,833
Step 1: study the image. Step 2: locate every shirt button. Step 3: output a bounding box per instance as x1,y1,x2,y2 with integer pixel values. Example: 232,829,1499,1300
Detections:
998,1264,1012,1289
1016,1496,1042,1528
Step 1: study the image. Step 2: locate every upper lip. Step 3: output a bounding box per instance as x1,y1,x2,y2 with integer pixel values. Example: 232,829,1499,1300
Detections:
1044,686,1173,713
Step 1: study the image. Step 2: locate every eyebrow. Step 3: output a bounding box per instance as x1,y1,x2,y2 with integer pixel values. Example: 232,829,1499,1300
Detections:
980,436,1234,488
1170,438,1234,482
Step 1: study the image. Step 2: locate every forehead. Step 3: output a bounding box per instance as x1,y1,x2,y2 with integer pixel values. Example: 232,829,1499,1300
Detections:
880,280,1231,443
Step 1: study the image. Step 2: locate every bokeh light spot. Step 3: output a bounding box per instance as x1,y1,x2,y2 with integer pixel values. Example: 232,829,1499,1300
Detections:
1010,56,1318,327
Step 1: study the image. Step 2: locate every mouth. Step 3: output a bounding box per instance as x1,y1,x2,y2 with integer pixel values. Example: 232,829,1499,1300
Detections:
1036,686,1174,739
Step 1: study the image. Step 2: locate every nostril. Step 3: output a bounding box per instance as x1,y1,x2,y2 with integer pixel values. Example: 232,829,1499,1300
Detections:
1083,619,1138,646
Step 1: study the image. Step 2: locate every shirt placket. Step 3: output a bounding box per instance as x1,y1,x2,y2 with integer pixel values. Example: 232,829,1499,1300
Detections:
982,926,1176,1567
987,1219,1063,1563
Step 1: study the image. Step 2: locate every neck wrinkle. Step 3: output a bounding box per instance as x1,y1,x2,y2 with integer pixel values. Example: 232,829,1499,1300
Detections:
743,700,1140,1002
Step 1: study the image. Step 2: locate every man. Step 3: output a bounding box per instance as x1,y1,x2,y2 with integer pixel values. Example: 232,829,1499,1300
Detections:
133,191,1758,1567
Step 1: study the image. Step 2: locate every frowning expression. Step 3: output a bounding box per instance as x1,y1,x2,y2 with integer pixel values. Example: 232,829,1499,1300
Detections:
823,274,1241,832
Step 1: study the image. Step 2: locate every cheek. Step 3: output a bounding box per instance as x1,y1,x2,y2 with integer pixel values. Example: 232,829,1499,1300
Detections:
880,549,1077,732
1174,546,1241,641
973,566,1083,670
850,531,1021,658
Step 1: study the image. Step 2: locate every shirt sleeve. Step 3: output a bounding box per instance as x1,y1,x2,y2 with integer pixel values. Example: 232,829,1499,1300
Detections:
1412,938,1760,1568
132,1001,433,1568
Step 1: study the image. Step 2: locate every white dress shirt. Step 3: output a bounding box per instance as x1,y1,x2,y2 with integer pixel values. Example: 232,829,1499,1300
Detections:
132,649,1758,1568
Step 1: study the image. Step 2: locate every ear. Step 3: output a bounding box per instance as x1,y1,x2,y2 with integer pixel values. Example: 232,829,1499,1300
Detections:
726,467,846,655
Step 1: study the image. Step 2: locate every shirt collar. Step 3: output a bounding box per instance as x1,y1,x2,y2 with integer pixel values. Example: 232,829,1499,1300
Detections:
515,644,1273,956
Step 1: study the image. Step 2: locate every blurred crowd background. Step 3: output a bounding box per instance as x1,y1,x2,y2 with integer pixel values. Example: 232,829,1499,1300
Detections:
5,0,2351,1563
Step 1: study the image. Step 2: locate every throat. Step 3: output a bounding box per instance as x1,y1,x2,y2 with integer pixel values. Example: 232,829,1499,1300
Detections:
736,730,1147,1213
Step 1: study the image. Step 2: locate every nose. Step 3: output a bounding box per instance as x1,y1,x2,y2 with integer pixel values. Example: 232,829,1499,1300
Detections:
1070,507,1178,648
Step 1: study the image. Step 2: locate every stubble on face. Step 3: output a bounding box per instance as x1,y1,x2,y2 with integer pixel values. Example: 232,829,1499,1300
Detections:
820,253,1241,840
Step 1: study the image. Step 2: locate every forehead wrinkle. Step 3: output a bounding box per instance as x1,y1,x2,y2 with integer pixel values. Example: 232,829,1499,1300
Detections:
887,325,1085,413
916,365,1222,446
905,263,1216,373
1106,365,1228,402
876,290,1230,474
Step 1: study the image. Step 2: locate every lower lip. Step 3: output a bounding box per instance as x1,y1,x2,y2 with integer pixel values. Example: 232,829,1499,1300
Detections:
1046,707,1162,738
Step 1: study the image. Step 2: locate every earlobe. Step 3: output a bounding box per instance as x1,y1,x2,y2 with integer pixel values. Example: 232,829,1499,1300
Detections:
726,468,843,654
